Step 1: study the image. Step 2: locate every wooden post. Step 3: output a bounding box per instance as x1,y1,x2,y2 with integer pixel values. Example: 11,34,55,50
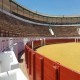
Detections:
29,51,31,75
40,57,44,80
53,65,60,80
33,53,35,80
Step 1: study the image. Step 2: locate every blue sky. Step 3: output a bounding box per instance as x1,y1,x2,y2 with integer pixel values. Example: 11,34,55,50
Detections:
15,0,80,16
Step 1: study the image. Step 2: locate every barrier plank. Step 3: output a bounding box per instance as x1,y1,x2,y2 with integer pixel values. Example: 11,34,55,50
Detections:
29,52,35,80
33,40,41,49
44,57,60,80
60,65,80,80
45,39,75,45
35,53,44,80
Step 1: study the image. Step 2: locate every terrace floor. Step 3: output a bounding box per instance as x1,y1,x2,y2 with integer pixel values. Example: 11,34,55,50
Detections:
18,52,29,80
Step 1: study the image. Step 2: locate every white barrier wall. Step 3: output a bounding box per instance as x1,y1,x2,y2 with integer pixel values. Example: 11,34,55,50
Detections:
8,68,28,80
9,38,24,54
0,37,40,53
0,38,9,52
0,72,7,80
0,51,19,73
0,37,25,54
10,43,18,58
0,38,29,80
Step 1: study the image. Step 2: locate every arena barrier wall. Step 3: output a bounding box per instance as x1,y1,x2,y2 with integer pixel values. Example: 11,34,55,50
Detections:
33,40,42,49
45,38,75,45
25,38,80,80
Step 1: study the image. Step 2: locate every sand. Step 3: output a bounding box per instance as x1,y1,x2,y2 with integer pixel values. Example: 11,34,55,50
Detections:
36,42,80,73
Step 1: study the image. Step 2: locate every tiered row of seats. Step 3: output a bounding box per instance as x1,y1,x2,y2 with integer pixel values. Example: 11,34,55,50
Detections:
0,11,51,37
33,25,51,36
1,10,80,37
51,26,79,37
1,0,80,37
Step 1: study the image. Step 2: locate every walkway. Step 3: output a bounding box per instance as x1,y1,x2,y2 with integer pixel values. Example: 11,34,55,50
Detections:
18,51,29,80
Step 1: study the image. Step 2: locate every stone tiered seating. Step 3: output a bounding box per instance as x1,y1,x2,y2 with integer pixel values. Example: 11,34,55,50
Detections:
33,25,51,36
0,11,51,37
1,2,80,37
1,9,80,37
51,26,79,37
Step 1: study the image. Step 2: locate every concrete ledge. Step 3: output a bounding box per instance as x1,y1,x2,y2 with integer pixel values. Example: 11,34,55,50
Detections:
0,72,8,80
0,68,28,80
0,51,19,73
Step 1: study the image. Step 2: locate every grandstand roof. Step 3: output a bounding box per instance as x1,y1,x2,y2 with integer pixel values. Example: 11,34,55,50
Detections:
15,0,80,17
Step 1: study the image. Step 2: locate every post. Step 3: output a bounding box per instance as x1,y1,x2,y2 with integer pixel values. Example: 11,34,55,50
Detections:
33,53,35,80
53,65,60,80
40,57,44,80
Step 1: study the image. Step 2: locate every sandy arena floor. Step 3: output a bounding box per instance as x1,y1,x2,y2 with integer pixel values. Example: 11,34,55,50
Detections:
36,42,80,73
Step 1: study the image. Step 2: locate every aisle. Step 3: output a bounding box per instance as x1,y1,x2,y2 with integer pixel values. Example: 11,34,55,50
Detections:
18,52,29,79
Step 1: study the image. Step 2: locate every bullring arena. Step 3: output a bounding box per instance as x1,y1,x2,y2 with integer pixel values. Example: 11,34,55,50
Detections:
0,0,80,80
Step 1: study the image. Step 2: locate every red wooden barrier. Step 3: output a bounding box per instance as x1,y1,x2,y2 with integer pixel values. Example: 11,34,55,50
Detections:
25,38,80,80
77,39,80,42
33,40,41,49
44,57,60,80
26,41,32,49
29,51,36,80
35,53,44,80
60,65,80,80
28,50,31,75
45,39,75,45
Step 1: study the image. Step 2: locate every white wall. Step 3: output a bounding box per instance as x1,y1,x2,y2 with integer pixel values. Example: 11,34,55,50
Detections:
0,72,8,80
0,69,28,80
0,38,28,80
0,51,19,73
